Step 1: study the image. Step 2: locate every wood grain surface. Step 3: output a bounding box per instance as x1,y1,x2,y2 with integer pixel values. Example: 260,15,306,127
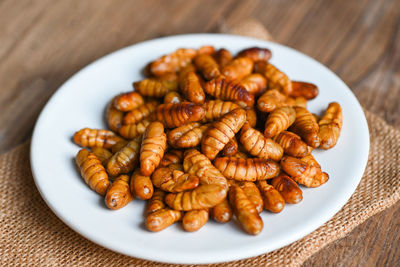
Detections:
1,0,399,265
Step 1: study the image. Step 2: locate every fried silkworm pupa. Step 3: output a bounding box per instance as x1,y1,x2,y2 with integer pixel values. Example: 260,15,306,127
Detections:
146,208,182,232
140,122,167,176
167,122,201,147
183,149,228,188
113,92,144,112
257,180,285,213
105,174,133,210
201,100,240,123
179,71,205,104
294,96,307,108
130,169,154,200
204,76,255,108
221,57,254,82
238,73,267,95
164,91,184,104
264,106,296,138
273,131,312,157
118,119,151,139
229,185,263,235
76,149,110,196
146,189,166,214
290,81,319,100
231,151,249,159
168,163,184,171
214,48,233,69
319,102,343,150
123,101,159,125
270,174,303,204
202,108,246,160
257,89,295,113
152,102,205,128
210,198,233,223
289,107,320,148
133,73,178,98
245,107,257,128
237,181,263,213
255,61,292,95
240,126,283,161
160,149,183,166
182,209,209,232
73,128,124,149
197,45,215,55
194,54,221,80
150,48,197,76
151,167,199,193
106,100,124,132
237,47,272,62
213,157,280,181
111,140,129,154
221,137,238,156
91,147,112,165
106,139,140,176
176,123,210,148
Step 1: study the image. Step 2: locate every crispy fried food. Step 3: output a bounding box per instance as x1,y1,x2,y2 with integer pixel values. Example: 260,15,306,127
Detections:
106,139,140,176
204,76,255,108
270,174,303,204
152,102,205,128
280,155,329,187
222,137,238,156
167,122,201,147
289,107,320,148
182,209,209,232
202,108,246,160
257,180,285,213
210,198,232,223
106,100,124,132
237,47,272,62
164,91,184,104
113,92,144,112
238,73,267,95
294,96,307,108
183,149,228,188
133,74,178,98
213,157,280,181
91,147,112,165
179,71,205,104
130,169,154,200
319,102,343,150
123,101,158,125
146,208,182,232
229,185,263,235
151,167,199,193
221,57,253,82
198,45,215,55
257,89,295,112
140,122,167,176
232,151,249,159
214,48,233,68
150,48,197,76
146,189,166,214
160,149,183,166
76,149,110,195
240,126,283,161
105,174,133,210
290,81,319,100
245,108,257,128
111,140,129,154
273,131,312,157
118,119,151,139
73,128,124,149
176,123,210,148
194,54,221,80
165,183,227,210
264,106,296,138
237,181,263,213
201,100,240,123
255,61,292,95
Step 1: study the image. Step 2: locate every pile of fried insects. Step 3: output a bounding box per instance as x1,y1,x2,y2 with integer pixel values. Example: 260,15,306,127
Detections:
73,45,342,235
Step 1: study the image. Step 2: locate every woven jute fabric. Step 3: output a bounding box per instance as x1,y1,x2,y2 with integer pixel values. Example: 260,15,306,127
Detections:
0,111,399,266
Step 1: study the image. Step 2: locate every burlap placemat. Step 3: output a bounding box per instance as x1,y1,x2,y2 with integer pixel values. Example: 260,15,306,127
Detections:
1,21,399,267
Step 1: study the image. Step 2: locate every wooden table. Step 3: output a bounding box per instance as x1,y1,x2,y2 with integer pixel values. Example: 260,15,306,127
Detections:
1,0,399,265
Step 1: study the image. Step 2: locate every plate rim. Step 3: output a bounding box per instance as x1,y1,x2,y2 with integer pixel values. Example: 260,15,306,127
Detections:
30,33,370,264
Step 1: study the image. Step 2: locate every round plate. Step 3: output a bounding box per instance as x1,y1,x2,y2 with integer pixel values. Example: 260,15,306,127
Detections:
30,34,369,264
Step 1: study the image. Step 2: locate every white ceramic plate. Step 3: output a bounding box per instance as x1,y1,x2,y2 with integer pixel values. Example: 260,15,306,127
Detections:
30,34,369,264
